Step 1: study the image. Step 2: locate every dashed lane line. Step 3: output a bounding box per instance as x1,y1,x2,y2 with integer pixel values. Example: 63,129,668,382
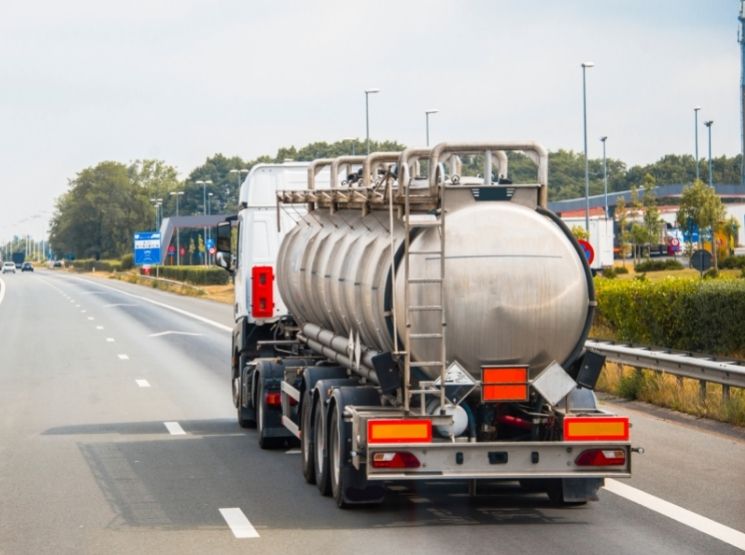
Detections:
117,354,129,360
106,337,115,343
219,508,259,539
163,422,186,435
87,317,94,321
135,379,151,388
605,479,745,552
96,326,104,330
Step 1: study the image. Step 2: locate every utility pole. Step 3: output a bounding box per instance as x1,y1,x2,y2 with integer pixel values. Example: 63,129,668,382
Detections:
739,1,745,185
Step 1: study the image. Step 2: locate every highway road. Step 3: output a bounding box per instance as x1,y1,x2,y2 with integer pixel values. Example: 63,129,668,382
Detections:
0,270,744,554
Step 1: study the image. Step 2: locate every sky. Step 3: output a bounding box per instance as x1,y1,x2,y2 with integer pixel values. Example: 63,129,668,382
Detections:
0,0,741,239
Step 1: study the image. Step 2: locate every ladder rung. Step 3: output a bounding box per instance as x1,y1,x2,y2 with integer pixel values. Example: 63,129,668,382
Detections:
408,278,442,284
408,305,443,312
405,215,442,228
413,361,445,368
408,250,442,256
409,333,443,339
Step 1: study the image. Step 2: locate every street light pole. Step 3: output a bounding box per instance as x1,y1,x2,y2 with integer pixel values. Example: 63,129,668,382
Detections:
169,191,184,265
365,88,380,155
694,107,701,181
425,109,439,146
207,192,214,264
196,179,213,266
228,168,249,209
581,62,595,232
704,120,714,188
600,136,608,219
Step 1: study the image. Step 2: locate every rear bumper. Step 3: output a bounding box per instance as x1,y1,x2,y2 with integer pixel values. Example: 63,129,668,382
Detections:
364,440,631,481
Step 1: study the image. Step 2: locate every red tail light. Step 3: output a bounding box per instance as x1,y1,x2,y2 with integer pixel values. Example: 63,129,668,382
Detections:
575,449,626,466
251,266,274,318
265,391,281,407
371,451,421,469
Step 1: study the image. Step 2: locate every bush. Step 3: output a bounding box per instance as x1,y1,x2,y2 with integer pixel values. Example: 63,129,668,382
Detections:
615,266,629,274
594,278,745,355
634,259,684,272
720,255,745,270
150,265,229,285
602,267,618,279
120,253,134,271
703,268,719,279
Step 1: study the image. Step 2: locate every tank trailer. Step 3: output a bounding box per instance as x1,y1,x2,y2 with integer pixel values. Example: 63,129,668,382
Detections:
215,142,635,508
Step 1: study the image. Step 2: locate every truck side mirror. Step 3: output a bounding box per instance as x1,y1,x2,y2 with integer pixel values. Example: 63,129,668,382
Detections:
215,221,233,273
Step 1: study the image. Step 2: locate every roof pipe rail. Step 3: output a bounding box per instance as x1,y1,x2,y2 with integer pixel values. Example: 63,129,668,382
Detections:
427,142,548,207
307,158,334,191
330,155,367,189
362,152,401,188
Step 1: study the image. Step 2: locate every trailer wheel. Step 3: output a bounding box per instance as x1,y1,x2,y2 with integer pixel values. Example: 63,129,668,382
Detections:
234,354,255,429
329,399,385,508
257,377,281,449
301,391,316,484
313,398,331,495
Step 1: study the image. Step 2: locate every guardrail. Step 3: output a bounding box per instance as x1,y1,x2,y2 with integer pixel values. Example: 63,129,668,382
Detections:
586,339,745,403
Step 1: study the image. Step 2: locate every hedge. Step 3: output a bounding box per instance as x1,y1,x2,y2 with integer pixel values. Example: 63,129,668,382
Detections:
594,277,745,355
633,259,684,272
720,255,745,270
146,265,230,285
69,259,122,272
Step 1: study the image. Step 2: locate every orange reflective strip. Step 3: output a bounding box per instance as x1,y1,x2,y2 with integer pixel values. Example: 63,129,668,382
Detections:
483,384,529,402
483,367,528,384
564,417,629,441
367,420,432,444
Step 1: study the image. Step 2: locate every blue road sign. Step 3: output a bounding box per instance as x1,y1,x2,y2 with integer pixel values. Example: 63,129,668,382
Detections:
134,231,161,265
206,238,215,250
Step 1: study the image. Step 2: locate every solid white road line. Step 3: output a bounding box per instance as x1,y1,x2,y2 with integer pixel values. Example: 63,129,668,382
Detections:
149,331,203,338
103,303,137,308
605,479,745,551
219,508,259,539
117,354,129,360
0,277,5,306
163,422,186,435
135,379,151,388
63,277,232,332
106,337,115,343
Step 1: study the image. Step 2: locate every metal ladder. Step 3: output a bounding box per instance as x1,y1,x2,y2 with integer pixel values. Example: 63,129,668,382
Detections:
402,185,447,412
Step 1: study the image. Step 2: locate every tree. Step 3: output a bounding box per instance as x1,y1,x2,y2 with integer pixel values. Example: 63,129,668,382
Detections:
49,162,151,259
676,179,726,270
641,173,662,257
722,216,741,254
615,196,629,266
570,225,588,241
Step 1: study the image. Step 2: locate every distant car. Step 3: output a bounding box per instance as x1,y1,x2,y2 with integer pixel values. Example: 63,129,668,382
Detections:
53,260,63,268
21,262,33,272
2,261,16,274
15,262,22,269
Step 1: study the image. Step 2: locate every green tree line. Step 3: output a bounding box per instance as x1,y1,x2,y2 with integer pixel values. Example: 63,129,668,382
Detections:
48,139,742,259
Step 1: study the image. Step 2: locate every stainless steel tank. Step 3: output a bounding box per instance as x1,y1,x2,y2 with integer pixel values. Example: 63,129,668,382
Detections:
276,190,591,378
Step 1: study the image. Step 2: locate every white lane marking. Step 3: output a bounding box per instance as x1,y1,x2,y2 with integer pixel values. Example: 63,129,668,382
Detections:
96,325,104,330
117,354,129,360
87,316,95,320
285,449,301,455
149,331,203,338
80,309,87,313
387,485,408,492
0,278,5,306
106,337,115,342
164,421,186,435
103,303,137,308
409,497,431,504
62,277,232,332
219,508,259,539
135,379,151,388
605,479,745,551
75,304,80,307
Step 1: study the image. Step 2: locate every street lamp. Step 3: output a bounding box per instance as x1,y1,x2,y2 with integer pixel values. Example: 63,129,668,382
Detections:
169,191,184,265
365,88,380,155
704,120,714,188
150,197,162,230
196,179,213,266
207,192,214,263
425,109,439,147
694,107,701,182
600,136,608,219
581,61,594,232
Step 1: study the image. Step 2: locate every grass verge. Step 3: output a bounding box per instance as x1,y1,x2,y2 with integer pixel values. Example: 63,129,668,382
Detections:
597,363,745,427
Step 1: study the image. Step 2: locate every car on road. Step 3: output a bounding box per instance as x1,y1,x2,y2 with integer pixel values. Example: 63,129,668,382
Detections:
21,262,34,272
2,261,16,274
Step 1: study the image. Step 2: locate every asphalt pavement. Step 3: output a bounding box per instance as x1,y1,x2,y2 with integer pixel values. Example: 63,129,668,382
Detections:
0,270,743,554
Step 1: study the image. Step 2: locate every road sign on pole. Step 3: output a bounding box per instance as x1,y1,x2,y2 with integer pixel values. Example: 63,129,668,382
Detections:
577,239,595,265
134,231,161,265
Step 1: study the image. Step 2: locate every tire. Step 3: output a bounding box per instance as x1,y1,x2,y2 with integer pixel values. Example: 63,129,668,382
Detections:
257,377,282,449
329,404,349,508
313,398,331,495
233,354,255,429
301,391,316,484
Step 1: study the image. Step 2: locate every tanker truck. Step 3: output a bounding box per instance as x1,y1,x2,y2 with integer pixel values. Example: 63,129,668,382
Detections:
215,142,635,508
